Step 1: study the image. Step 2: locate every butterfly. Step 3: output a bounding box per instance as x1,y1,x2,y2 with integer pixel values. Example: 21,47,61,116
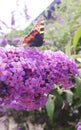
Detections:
21,20,44,47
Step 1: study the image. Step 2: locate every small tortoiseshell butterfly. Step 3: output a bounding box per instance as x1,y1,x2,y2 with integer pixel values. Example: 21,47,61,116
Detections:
21,20,44,47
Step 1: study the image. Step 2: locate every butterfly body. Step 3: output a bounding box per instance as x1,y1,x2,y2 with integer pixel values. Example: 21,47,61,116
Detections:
21,20,44,47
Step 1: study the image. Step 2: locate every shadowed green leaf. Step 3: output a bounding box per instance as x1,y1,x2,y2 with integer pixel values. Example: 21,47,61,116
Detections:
75,77,81,99
64,90,73,105
46,95,55,123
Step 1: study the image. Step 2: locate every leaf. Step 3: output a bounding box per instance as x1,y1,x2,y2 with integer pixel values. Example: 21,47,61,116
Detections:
64,90,73,105
72,54,81,59
75,100,81,108
46,95,55,122
73,27,81,50
65,41,71,56
75,77,81,99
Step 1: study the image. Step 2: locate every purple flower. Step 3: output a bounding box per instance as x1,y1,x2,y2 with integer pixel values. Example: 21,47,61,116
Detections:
0,26,2,30
24,3,30,20
11,11,15,25
12,37,21,44
0,37,8,46
77,122,81,130
0,47,79,111
57,16,65,24
0,20,8,28
17,127,22,130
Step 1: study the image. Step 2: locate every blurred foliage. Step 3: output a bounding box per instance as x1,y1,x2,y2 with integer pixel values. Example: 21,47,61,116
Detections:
44,0,81,52
7,24,33,42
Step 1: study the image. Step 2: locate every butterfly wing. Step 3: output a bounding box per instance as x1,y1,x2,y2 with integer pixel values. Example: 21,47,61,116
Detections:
34,20,44,39
21,20,44,47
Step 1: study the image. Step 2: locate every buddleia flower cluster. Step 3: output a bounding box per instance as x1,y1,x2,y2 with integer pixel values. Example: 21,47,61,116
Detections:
0,47,78,111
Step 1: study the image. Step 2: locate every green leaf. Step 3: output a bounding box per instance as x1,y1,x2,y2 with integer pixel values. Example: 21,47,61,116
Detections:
65,41,71,56
46,95,55,123
73,27,81,50
71,54,81,59
75,77,81,99
75,100,81,108
64,90,73,105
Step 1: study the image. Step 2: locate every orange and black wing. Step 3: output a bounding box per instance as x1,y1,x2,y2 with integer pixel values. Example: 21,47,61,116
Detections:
21,20,44,47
